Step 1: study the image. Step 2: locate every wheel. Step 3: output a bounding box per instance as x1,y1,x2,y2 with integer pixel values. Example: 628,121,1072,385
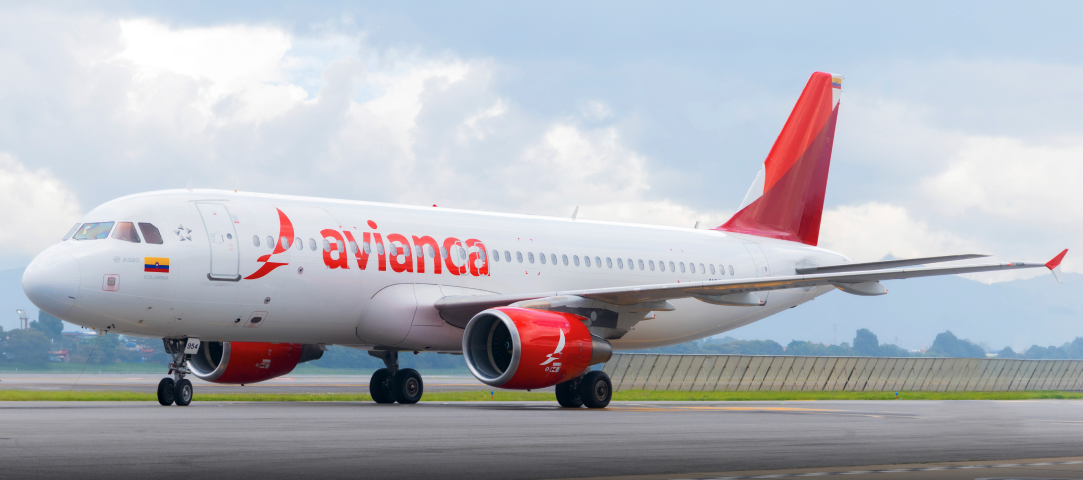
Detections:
173,379,193,406
555,380,583,408
157,378,175,406
391,368,423,404
578,371,612,409
369,368,395,404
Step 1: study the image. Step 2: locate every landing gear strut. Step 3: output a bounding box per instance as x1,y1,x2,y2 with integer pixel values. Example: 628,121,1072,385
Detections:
158,338,194,406
555,370,612,409
368,350,424,404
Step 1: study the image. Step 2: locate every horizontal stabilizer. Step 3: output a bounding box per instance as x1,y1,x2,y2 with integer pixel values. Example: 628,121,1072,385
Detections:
795,254,989,275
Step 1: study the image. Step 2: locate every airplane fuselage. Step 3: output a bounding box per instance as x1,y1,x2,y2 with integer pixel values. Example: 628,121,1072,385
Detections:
26,189,847,351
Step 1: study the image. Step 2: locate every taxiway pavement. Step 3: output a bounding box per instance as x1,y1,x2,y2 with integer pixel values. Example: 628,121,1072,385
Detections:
1,399,1081,479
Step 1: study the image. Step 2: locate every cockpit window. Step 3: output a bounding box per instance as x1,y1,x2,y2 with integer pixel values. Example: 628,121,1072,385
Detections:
138,223,164,244
73,222,114,240
111,222,142,243
62,223,80,241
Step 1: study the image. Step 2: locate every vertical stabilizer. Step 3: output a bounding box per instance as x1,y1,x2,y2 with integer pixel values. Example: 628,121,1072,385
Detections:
717,72,842,246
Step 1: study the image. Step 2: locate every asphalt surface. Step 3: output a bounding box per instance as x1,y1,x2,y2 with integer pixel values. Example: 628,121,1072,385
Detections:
1,400,1082,479
0,373,501,393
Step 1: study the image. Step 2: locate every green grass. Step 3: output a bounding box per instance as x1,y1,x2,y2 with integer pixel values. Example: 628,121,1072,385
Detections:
1,389,1080,402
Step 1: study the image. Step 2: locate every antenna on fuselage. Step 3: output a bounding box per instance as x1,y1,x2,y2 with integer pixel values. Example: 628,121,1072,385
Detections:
571,206,578,220
693,221,700,229
185,176,195,192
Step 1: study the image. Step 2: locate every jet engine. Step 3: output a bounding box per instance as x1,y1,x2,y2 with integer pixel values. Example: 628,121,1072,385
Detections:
462,307,612,390
188,341,324,384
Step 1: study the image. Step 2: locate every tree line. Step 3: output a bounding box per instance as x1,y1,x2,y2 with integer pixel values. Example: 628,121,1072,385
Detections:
4,315,1083,368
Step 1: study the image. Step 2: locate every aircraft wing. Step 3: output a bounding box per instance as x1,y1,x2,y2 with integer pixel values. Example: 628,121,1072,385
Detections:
435,250,1068,327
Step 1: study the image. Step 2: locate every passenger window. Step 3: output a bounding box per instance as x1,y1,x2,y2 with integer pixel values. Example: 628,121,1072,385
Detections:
728,265,734,276
585,256,591,267
573,255,580,266
539,253,546,264
322,239,330,252
111,222,141,243
680,262,686,273
280,237,289,250
478,249,485,261
614,258,620,269
309,238,317,251
349,241,358,253
253,235,261,247
504,250,511,262
73,222,115,240
551,254,557,265
595,256,602,268
562,254,569,266
669,261,675,272
136,223,162,244
699,263,705,274
528,252,535,264
440,246,447,258
491,250,499,262
63,223,81,241
710,264,717,275
266,236,274,249
459,246,467,260
659,260,665,272
294,237,302,250
364,242,372,254
649,260,655,271
516,251,523,263
634,259,640,270
689,263,695,273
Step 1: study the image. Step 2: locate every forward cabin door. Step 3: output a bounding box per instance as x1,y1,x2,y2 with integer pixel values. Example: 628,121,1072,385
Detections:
196,203,241,281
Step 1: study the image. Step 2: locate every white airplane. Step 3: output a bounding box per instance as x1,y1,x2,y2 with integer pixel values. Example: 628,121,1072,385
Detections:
22,72,1067,408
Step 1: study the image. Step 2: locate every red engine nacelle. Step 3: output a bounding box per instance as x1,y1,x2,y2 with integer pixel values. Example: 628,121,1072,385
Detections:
462,307,612,390
188,341,324,384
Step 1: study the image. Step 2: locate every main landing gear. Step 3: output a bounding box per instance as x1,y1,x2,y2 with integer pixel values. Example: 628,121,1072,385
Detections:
158,339,194,407
368,350,423,404
555,370,612,408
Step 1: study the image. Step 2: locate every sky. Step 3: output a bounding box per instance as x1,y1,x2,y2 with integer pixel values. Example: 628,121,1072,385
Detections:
0,1,1080,285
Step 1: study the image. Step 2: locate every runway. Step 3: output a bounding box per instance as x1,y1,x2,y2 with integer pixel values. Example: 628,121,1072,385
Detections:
1,400,1082,479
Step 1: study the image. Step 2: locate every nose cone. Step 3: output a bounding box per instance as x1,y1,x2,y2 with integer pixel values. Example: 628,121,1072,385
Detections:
23,248,80,316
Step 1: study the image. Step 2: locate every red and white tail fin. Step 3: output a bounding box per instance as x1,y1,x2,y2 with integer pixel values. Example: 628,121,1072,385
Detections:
1046,248,1068,283
717,72,843,246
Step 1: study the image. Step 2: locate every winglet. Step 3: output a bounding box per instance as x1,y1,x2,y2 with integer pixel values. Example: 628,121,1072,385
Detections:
1046,249,1068,283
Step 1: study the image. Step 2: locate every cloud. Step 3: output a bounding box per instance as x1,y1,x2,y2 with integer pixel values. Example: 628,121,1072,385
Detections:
0,154,82,255
819,202,979,263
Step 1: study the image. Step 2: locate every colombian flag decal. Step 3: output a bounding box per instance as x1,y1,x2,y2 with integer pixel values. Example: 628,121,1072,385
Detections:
144,257,170,273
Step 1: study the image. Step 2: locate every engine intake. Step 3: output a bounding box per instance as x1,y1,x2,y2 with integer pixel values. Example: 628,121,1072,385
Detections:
189,342,324,384
463,307,612,390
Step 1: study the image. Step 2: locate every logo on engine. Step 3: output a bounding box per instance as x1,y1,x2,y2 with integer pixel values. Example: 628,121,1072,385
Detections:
539,328,565,373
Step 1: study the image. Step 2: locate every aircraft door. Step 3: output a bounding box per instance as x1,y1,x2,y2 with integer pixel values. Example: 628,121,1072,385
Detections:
196,203,241,281
743,243,770,302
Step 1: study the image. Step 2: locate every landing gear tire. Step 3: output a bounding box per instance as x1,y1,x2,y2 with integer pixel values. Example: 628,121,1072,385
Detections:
555,380,583,408
174,379,193,406
370,368,395,404
157,378,175,406
391,368,423,404
578,371,612,409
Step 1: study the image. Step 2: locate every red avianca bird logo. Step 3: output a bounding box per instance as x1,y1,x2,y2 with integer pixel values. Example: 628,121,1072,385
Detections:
244,208,293,280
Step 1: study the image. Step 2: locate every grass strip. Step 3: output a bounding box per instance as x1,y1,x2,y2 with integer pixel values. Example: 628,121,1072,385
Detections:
1,390,1081,402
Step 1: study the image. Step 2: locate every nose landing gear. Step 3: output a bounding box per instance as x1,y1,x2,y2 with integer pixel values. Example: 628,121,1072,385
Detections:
157,339,195,406
368,350,424,404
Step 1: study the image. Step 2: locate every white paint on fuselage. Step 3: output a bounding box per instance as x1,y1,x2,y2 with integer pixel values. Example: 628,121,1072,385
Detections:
27,189,850,351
